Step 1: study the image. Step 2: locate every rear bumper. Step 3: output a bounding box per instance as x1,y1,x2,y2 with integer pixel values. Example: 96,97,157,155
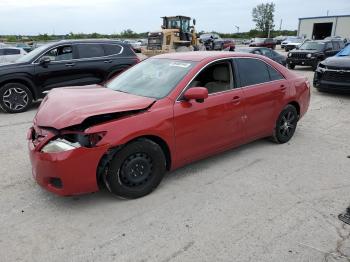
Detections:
28,140,109,196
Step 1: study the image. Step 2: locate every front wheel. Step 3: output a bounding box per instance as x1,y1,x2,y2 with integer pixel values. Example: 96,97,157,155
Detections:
272,105,298,144
0,83,33,113
105,139,166,199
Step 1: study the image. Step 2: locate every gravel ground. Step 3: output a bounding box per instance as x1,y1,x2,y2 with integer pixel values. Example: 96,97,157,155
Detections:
1,49,350,262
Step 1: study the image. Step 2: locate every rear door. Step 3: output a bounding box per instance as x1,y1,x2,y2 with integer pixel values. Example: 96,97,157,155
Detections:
102,43,139,80
234,57,287,140
74,43,109,84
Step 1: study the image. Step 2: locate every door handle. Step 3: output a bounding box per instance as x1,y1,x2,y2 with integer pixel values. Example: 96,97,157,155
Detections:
280,84,287,91
104,60,112,63
232,96,241,104
65,63,75,67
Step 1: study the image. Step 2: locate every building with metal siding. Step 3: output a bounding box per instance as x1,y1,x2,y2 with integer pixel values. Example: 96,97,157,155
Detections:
298,15,350,40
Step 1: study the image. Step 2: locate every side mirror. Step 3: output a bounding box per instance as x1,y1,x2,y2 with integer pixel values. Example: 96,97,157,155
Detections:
193,19,196,26
39,56,51,65
183,87,208,103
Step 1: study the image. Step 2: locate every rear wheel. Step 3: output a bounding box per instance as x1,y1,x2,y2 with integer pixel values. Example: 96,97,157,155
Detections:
272,105,298,144
0,83,33,113
105,139,166,199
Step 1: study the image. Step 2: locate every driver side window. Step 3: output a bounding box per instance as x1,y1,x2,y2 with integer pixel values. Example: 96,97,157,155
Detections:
188,61,234,94
44,45,73,61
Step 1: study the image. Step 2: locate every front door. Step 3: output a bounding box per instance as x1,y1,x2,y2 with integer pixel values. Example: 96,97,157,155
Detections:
34,44,81,92
173,60,245,164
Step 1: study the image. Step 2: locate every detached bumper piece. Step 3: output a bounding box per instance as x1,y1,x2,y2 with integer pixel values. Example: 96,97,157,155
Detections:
339,208,350,225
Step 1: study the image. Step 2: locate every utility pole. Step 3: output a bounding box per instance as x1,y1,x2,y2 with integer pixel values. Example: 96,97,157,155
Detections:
279,19,282,31
327,10,329,16
233,25,239,33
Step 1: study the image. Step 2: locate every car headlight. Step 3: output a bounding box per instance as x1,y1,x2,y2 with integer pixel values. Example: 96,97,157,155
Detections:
41,132,106,153
41,138,80,153
307,53,312,58
288,53,292,57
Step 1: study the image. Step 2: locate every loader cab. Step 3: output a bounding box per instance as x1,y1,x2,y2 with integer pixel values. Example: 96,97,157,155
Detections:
162,16,192,42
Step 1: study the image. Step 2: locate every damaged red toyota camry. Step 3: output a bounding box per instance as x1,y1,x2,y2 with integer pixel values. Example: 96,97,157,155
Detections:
28,52,310,199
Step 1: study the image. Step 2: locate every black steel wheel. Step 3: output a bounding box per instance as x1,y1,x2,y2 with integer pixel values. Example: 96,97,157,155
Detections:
272,105,298,144
105,138,166,199
0,83,33,113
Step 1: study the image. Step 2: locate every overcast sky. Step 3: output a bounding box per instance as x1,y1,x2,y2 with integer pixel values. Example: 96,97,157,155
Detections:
0,0,349,35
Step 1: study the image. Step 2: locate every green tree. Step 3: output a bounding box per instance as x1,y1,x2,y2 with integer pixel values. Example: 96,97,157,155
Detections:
252,2,275,37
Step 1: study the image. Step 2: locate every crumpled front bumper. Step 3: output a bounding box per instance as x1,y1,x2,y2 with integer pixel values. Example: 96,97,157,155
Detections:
28,127,109,196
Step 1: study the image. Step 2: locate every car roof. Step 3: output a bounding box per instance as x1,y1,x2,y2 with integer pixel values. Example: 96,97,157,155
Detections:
57,39,125,45
153,51,264,62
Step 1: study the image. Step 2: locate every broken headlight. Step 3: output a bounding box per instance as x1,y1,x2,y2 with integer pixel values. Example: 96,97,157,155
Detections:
41,138,80,153
41,132,106,153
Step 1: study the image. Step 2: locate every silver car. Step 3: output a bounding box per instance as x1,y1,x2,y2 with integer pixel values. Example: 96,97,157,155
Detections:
0,47,27,64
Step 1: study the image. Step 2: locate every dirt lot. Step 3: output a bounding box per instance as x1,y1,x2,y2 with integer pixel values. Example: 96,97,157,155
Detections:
1,50,350,262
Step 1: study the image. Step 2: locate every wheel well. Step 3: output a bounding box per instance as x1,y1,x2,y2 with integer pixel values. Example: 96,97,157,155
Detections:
140,135,172,171
288,101,300,117
0,79,37,100
96,135,172,188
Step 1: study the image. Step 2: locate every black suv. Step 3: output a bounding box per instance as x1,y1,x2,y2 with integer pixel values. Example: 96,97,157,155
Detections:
286,40,345,71
0,40,139,113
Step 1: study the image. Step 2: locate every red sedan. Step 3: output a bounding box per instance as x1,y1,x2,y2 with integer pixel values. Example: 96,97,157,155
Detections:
28,52,310,199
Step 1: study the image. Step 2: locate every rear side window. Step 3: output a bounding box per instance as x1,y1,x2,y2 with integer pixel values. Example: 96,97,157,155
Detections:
103,44,122,55
77,44,105,59
267,65,284,81
235,58,270,87
235,58,283,87
4,49,20,55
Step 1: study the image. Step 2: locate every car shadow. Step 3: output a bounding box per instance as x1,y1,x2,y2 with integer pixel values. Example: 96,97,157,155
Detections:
37,138,274,208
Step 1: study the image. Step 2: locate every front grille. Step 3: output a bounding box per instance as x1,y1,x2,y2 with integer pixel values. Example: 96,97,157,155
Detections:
290,53,307,59
147,34,163,50
323,71,350,83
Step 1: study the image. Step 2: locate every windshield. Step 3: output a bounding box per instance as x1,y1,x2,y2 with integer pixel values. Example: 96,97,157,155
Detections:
336,45,350,56
16,44,52,63
299,41,324,50
106,58,196,99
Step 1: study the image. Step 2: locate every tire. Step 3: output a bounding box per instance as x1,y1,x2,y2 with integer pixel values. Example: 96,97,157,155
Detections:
272,105,298,144
229,46,235,51
0,83,33,113
105,138,166,199
288,64,295,70
311,63,318,71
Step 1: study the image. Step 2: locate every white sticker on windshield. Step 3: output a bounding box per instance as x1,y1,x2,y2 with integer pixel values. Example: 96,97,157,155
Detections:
169,62,191,68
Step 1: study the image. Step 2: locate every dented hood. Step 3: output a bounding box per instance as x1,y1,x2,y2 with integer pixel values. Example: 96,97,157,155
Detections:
34,85,156,129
